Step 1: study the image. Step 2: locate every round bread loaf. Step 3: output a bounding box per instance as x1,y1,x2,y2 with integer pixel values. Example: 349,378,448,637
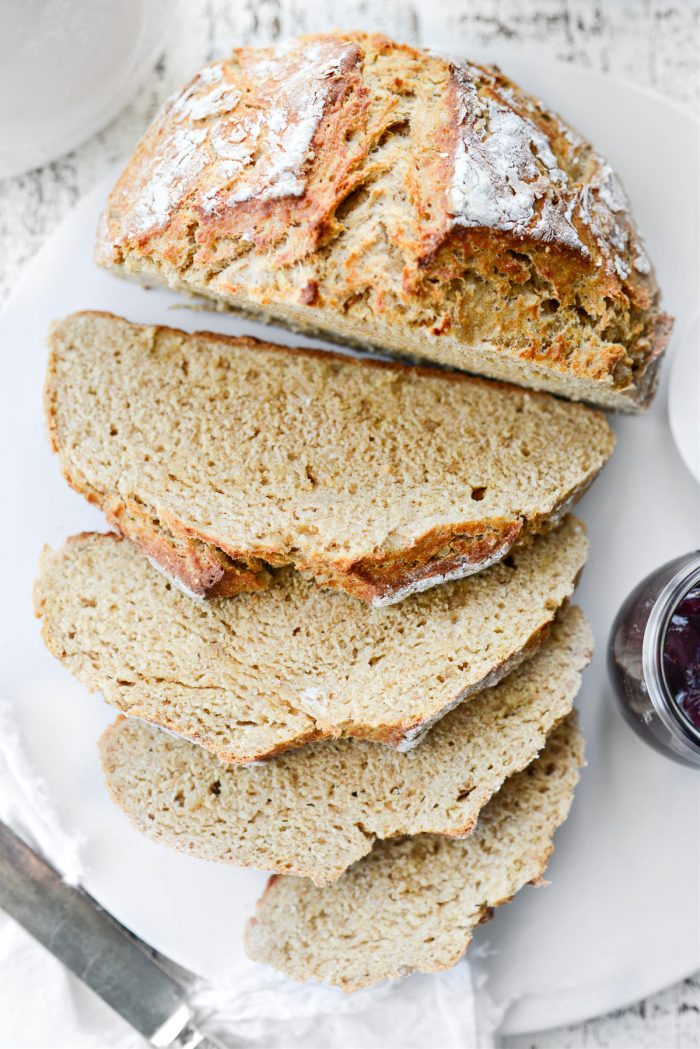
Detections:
96,32,671,410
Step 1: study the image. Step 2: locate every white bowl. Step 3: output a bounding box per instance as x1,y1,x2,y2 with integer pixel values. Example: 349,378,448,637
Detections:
0,0,168,179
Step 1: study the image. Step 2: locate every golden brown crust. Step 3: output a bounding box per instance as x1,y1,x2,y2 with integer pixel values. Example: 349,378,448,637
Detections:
633,312,674,409
48,401,530,606
318,519,524,603
96,33,671,410
101,498,270,598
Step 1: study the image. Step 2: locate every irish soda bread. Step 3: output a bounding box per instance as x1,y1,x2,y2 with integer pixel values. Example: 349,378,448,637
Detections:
99,605,591,884
245,715,584,988
96,32,671,411
34,517,587,762
47,312,612,604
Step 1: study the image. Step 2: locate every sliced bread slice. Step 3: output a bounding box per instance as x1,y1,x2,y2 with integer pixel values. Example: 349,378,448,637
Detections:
244,714,583,989
34,516,587,763
99,605,591,884
46,311,613,605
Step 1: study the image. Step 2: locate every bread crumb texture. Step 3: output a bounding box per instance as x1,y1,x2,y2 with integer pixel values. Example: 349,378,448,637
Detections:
34,516,587,762
244,715,584,989
47,312,612,602
96,32,671,410
99,605,591,884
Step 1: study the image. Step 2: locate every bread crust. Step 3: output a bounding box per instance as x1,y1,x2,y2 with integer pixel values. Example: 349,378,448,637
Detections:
46,311,611,606
96,32,672,411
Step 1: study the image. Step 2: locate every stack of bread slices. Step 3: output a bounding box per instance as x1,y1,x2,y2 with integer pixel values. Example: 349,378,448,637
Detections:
34,30,669,992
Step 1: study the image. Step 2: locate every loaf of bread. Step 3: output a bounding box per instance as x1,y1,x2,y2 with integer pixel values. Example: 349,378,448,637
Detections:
47,312,611,604
96,32,671,411
34,517,587,763
99,605,590,884
245,714,583,988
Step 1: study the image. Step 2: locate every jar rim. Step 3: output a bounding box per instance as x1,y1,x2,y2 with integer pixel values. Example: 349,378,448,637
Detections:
643,554,700,752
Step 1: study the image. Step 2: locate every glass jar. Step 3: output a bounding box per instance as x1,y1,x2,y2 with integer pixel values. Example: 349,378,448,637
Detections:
608,552,700,767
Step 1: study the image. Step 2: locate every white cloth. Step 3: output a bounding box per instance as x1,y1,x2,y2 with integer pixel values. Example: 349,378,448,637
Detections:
0,698,498,1048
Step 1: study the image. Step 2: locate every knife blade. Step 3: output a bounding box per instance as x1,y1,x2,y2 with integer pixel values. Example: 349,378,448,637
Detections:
0,820,219,1048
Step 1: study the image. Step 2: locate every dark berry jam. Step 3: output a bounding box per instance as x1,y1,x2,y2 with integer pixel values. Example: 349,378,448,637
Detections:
662,584,700,732
609,552,700,767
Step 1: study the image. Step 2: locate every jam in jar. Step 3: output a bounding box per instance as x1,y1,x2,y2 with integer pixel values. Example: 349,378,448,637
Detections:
608,552,700,767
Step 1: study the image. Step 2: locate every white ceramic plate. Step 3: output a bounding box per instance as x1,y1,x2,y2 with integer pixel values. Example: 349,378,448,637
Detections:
1,57,699,1037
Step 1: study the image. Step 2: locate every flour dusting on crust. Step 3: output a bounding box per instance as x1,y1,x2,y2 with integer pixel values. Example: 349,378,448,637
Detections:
449,63,585,253
228,40,355,206
173,63,242,121
448,61,650,280
370,543,510,607
577,161,651,278
131,125,208,235
121,37,356,237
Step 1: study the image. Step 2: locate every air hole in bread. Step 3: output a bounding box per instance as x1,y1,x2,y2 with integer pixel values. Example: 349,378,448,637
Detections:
336,185,370,222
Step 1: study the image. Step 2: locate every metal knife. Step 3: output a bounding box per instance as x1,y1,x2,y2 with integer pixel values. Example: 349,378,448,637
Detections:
0,820,223,1048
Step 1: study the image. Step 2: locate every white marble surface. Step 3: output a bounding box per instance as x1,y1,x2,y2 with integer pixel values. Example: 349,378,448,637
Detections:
1,1,698,1045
